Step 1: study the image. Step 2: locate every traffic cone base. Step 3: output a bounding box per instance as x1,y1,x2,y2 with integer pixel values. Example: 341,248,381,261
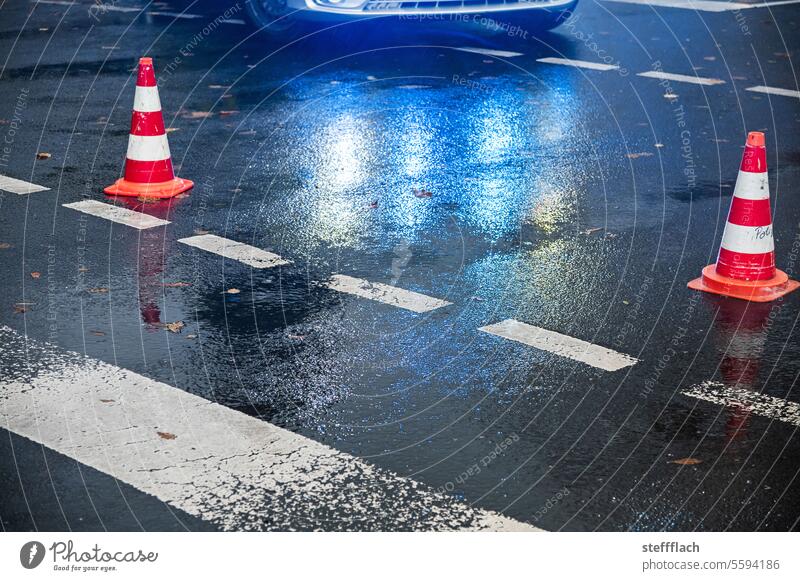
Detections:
104,176,193,199
688,264,800,302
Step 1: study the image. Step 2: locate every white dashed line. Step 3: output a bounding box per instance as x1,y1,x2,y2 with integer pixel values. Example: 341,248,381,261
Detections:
0,326,537,532
0,174,50,195
453,47,525,58
479,319,639,372
638,70,725,86
63,200,170,230
605,0,757,12
536,57,620,71
147,11,203,19
746,85,800,99
220,18,246,25
683,381,800,427
33,0,143,12
324,274,452,313
178,234,290,269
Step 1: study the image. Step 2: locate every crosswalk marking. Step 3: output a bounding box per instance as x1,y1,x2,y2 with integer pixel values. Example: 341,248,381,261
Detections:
453,47,524,58
479,319,639,372
682,381,800,427
637,70,725,86
0,174,49,195
746,85,800,99
63,200,170,229
536,57,620,71
324,274,452,313
0,326,537,532
178,234,290,269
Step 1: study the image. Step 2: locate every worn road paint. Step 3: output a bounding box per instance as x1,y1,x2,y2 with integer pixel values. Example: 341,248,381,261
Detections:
746,85,800,99
637,70,725,86
479,319,639,372
0,326,538,532
63,200,170,230
324,274,452,313
536,57,620,71
683,381,800,427
605,0,755,12
178,234,290,269
454,47,525,58
0,174,49,195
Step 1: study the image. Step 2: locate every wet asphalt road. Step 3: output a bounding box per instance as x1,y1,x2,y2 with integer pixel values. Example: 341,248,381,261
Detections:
2,0,800,532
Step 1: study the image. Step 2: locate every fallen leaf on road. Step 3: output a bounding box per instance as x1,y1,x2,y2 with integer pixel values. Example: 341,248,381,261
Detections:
183,111,213,119
99,399,115,403
30,272,41,279
87,287,109,293
157,431,177,440
90,330,106,336
164,321,185,333
78,266,89,272
670,457,703,466
0,243,11,249
36,152,51,160
626,152,654,159
225,288,241,294
14,304,28,313
164,281,191,288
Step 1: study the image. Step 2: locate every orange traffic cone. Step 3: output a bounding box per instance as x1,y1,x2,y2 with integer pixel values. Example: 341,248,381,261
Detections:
688,131,799,302
104,57,193,199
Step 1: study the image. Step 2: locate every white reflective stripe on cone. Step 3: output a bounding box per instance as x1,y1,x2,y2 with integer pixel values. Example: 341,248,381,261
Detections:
732,170,769,201
720,222,775,255
133,85,162,113
126,134,171,162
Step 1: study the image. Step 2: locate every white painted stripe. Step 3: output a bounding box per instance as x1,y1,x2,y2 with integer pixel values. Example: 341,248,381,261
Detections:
126,133,170,162
683,381,800,427
604,0,753,12
720,222,774,254
0,326,537,532
133,85,162,113
733,170,769,201
638,70,725,86
453,47,524,58
63,200,170,230
178,234,290,269
746,85,800,99
324,274,452,313
537,57,619,71
479,319,639,372
0,174,50,195
220,18,246,25
147,11,203,19
33,0,143,12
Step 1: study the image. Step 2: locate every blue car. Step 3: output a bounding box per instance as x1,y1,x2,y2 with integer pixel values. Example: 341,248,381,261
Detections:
244,0,580,36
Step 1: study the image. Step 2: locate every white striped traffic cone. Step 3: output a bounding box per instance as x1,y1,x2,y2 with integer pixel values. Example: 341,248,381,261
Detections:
688,131,798,302
104,57,193,199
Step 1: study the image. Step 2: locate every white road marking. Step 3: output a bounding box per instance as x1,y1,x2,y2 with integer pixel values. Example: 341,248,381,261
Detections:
479,319,639,372
0,174,50,195
536,57,620,71
683,381,800,427
453,47,525,58
147,11,203,19
324,274,452,313
0,326,537,532
178,234,290,269
637,70,725,86
33,0,143,12
220,18,246,25
604,0,777,12
746,85,800,99
63,200,170,230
